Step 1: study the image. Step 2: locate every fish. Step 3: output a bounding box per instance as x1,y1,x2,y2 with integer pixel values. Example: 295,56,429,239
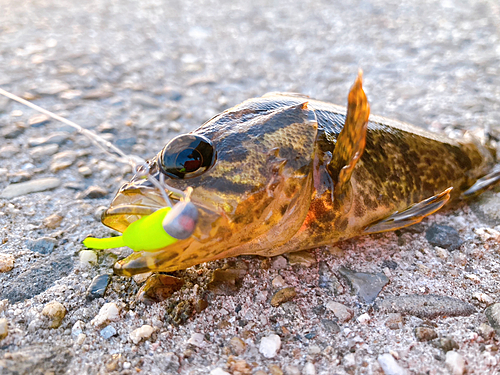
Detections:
99,72,500,276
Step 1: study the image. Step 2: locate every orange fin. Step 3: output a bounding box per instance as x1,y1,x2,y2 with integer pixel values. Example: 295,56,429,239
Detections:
363,187,452,234
328,71,370,206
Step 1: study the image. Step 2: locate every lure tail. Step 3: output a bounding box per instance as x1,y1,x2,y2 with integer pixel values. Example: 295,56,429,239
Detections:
83,236,125,250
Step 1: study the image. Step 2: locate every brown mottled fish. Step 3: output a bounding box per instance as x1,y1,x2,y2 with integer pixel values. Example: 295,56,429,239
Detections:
103,72,499,276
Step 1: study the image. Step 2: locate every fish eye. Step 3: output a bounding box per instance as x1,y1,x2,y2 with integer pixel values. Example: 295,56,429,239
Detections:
159,134,216,179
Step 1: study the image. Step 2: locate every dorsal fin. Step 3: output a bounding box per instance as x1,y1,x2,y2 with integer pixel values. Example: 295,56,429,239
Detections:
328,71,370,210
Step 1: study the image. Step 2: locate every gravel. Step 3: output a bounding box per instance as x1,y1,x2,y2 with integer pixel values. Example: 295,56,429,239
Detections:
1,0,500,374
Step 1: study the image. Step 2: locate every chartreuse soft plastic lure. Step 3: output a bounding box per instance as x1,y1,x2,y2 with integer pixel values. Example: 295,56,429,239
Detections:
83,200,198,252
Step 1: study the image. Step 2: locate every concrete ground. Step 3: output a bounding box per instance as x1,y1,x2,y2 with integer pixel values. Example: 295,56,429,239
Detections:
0,0,500,374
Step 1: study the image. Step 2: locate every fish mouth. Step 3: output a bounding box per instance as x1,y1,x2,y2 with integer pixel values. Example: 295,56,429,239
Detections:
101,158,218,234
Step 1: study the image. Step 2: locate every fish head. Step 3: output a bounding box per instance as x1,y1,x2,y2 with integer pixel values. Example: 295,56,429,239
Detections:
104,98,319,274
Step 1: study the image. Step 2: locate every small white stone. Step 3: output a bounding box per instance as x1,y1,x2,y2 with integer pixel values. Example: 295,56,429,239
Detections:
129,324,154,344
79,250,97,267
446,351,465,375
303,362,316,375
473,292,494,305
284,366,301,375
71,320,85,336
91,302,120,326
0,253,14,273
123,362,131,369
357,313,371,323
187,332,206,348
378,353,406,375
325,301,353,322
308,344,321,355
465,274,481,283
343,353,356,368
210,368,230,375
259,334,281,358
0,318,8,340
272,275,286,288
76,333,86,345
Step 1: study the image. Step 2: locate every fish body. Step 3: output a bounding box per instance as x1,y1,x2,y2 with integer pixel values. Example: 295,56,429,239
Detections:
106,77,495,275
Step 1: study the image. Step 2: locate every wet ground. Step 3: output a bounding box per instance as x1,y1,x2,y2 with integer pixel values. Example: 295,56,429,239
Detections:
1,0,500,374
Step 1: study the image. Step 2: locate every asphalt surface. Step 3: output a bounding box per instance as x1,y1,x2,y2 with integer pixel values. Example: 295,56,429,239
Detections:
0,0,500,374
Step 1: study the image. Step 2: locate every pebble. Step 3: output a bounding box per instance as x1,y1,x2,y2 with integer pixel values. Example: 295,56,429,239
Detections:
79,250,98,267
129,324,154,344
287,250,316,267
77,186,108,199
82,87,113,100
100,325,117,339
78,166,93,177
132,93,163,108
166,301,193,325
0,318,8,340
325,301,353,322
433,337,459,352
479,323,496,339
0,144,20,158
321,319,341,333
385,313,403,330
377,353,406,375
136,274,184,303
28,132,69,147
71,320,85,337
375,294,475,318
272,275,286,288
0,177,61,198
42,301,66,328
303,362,316,375
87,274,111,299
92,302,120,326
210,369,230,375
207,268,246,295
27,237,57,254
425,224,463,250
50,150,78,172
357,313,371,323
28,114,50,127
2,124,25,139
259,334,281,358
271,256,288,270
445,351,465,375
271,287,297,307
187,332,206,348
338,267,389,303
485,303,500,332
473,292,494,305
268,364,283,375
470,191,500,226
76,333,86,345
414,326,438,341
35,80,70,95
284,366,300,375
43,213,63,229
0,254,14,273
229,336,246,355
29,144,59,160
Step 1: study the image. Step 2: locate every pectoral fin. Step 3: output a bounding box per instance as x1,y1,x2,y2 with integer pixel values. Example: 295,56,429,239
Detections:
462,169,500,198
328,71,370,207
363,187,452,234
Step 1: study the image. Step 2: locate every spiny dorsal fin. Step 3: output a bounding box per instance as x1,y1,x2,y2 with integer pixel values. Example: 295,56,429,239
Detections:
328,71,370,207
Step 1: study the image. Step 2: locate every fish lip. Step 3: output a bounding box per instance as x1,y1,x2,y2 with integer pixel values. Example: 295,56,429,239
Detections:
102,168,220,233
